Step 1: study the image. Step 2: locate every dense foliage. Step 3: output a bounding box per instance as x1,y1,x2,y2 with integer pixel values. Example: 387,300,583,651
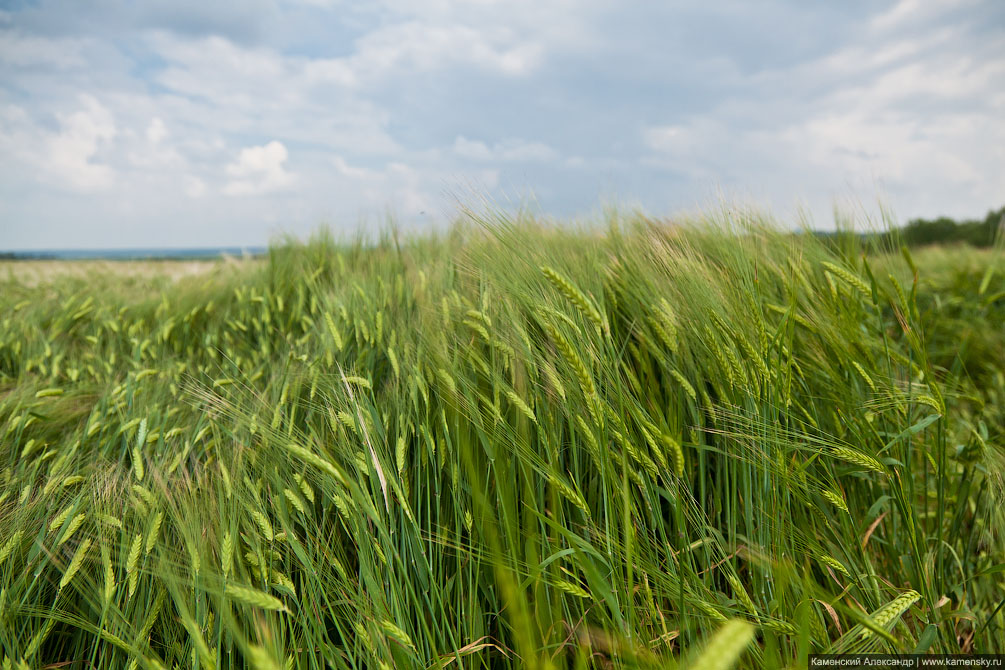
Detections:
897,206,1004,248
1,213,1003,668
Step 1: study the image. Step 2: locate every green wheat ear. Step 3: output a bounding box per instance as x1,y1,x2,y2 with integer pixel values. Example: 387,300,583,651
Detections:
688,619,756,670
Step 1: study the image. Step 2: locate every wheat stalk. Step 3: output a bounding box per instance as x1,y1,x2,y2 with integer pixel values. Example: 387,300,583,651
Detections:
57,513,87,546
221,530,234,577
667,370,697,404
660,433,685,477
553,579,591,599
225,582,288,612
126,533,142,598
101,545,115,606
381,619,418,654
144,511,164,555
822,261,872,298
504,390,537,424
540,265,606,334
544,322,592,393
250,510,274,542
59,537,92,591
860,590,921,639
727,574,757,617
48,504,74,533
831,447,886,474
818,554,851,577
283,488,306,516
0,531,24,566
821,490,850,514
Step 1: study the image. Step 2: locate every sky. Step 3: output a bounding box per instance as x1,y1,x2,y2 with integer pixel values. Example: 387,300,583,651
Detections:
1,0,1003,250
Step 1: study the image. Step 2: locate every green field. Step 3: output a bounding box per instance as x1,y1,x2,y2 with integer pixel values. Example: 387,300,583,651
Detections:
1,212,1003,667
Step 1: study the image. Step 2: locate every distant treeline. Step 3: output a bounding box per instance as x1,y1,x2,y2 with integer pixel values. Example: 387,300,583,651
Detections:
894,205,1004,248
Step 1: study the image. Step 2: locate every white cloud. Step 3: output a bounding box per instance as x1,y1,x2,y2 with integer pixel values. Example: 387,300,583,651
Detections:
329,156,436,216
0,104,33,154
453,136,557,162
224,140,295,195
127,116,185,169
147,33,401,155
184,175,207,198
869,0,980,32
0,29,89,68
330,154,499,219
347,21,544,80
146,117,167,144
153,35,292,108
453,137,492,160
644,48,1005,224
302,58,356,87
332,155,379,180
643,124,699,156
369,0,595,49
42,95,118,192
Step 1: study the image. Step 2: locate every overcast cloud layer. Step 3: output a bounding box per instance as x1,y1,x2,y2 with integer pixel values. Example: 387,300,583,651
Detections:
1,0,1003,249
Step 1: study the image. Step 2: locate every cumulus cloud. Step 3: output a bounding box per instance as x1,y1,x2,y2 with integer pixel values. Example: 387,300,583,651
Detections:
868,0,982,32
145,33,401,155
126,116,186,169
332,154,499,220
346,21,544,81
146,117,167,144
184,175,207,198
42,95,118,192
640,9,1005,224
224,141,295,195
0,28,97,69
453,136,557,162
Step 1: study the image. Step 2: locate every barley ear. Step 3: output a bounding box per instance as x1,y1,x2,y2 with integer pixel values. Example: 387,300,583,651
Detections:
225,582,288,612
59,537,92,591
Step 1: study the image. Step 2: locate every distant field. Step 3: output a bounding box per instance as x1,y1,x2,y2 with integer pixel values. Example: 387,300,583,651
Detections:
0,257,260,287
0,215,1002,668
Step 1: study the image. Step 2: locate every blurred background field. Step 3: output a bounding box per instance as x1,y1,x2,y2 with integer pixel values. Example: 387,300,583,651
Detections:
0,259,256,288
